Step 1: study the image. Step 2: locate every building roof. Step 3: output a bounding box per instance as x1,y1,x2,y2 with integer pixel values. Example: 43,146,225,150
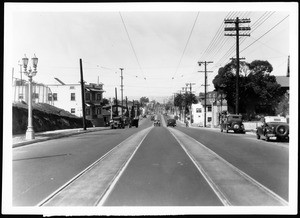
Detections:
276,76,289,88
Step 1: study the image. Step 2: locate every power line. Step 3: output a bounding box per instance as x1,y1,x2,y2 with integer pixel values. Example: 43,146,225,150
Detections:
119,12,147,82
240,15,289,54
205,13,288,99
172,12,200,79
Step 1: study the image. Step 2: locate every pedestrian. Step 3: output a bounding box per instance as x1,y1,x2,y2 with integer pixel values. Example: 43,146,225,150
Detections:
185,119,189,127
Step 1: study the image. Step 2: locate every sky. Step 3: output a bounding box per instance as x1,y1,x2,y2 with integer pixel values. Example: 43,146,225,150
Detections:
5,2,298,102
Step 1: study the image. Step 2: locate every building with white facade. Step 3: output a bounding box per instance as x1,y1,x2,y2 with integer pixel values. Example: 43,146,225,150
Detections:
12,78,54,105
47,79,107,126
192,91,227,127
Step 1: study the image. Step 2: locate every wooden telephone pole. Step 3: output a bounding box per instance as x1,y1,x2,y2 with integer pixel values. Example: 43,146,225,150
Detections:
224,17,251,114
198,61,213,127
79,59,86,130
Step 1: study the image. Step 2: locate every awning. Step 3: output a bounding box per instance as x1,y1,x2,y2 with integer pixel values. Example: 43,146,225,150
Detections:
85,102,94,107
85,88,104,92
102,104,127,109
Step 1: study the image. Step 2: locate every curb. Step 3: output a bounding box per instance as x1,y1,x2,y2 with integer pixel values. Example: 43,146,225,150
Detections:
13,127,110,148
176,120,256,135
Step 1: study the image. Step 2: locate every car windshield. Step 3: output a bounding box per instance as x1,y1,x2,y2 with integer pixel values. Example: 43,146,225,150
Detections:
227,115,242,122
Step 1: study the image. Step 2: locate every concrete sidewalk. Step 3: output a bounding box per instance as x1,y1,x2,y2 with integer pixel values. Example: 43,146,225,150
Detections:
176,119,256,135
13,127,110,148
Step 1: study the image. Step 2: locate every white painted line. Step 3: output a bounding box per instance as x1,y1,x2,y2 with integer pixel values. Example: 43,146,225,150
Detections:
37,127,153,206
169,130,230,206
37,134,126,206
96,126,152,206
168,127,288,206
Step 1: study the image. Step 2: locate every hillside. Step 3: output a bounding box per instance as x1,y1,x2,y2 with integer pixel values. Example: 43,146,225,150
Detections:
13,102,93,135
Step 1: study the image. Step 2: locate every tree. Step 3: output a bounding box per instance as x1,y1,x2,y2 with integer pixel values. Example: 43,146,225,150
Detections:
101,98,109,106
183,92,198,114
174,92,198,115
174,93,184,111
139,96,149,107
164,98,174,112
213,60,285,119
275,92,289,117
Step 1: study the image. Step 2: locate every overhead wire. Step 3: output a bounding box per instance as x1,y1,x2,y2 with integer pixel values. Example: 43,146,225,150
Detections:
172,12,200,80
119,12,148,82
195,11,250,94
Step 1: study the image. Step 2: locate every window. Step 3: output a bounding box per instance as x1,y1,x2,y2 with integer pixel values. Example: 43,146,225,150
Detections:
86,108,90,115
18,94,23,100
97,108,101,114
48,93,52,101
196,108,201,113
97,94,101,101
71,108,75,113
207,106,212,112
53,93,57,101
33,93,39,99
208,117,212,122
85,93,90,101
70,86,75,89
71,93,75,101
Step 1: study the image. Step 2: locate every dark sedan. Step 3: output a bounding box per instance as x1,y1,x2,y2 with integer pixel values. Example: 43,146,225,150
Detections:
167,119,176,127
256,116,289,141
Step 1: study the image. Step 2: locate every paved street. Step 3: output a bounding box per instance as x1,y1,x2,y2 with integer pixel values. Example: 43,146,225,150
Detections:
13,115,289,207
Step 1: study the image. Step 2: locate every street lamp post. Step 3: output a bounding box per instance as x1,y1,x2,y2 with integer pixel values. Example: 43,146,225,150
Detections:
22,54,38,140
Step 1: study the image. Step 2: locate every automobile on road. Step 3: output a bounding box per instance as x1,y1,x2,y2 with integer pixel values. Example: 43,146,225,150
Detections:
220,113,245,133
153,119,161,126
256,116,289,141
166,118,176,127
110,116,125,129
129,117,139,128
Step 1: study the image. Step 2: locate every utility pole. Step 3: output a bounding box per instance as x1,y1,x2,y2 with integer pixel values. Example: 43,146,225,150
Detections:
182,86,188,122
115,87,118,116
120,68,124,117
79,59,86,130
287,55,290,77
225,17,250,114
186,83,196,124
125,96,128,116
198,61,213,127
172,92,177,116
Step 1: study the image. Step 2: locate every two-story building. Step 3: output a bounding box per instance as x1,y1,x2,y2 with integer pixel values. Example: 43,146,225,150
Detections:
12,77,54,105
47,79,107,126
192,91,227,127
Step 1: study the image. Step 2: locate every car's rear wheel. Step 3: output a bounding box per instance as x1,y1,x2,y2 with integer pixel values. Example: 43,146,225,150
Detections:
276,125,288,137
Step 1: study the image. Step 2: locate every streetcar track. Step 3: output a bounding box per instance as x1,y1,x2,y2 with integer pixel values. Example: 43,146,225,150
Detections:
37,126,153,206
168,127,288,206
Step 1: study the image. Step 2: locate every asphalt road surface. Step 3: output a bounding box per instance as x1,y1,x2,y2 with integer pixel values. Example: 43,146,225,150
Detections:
12,114,289,207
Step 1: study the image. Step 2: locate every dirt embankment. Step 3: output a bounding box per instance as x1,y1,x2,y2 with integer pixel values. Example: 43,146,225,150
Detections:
13,102,92,135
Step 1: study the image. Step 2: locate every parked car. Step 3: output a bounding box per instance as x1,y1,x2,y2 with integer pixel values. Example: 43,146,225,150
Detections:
256,116,289,141
220,113,245,133
154,119,161,126
110,116,125,129
167,118,176,127
129,117,139,128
